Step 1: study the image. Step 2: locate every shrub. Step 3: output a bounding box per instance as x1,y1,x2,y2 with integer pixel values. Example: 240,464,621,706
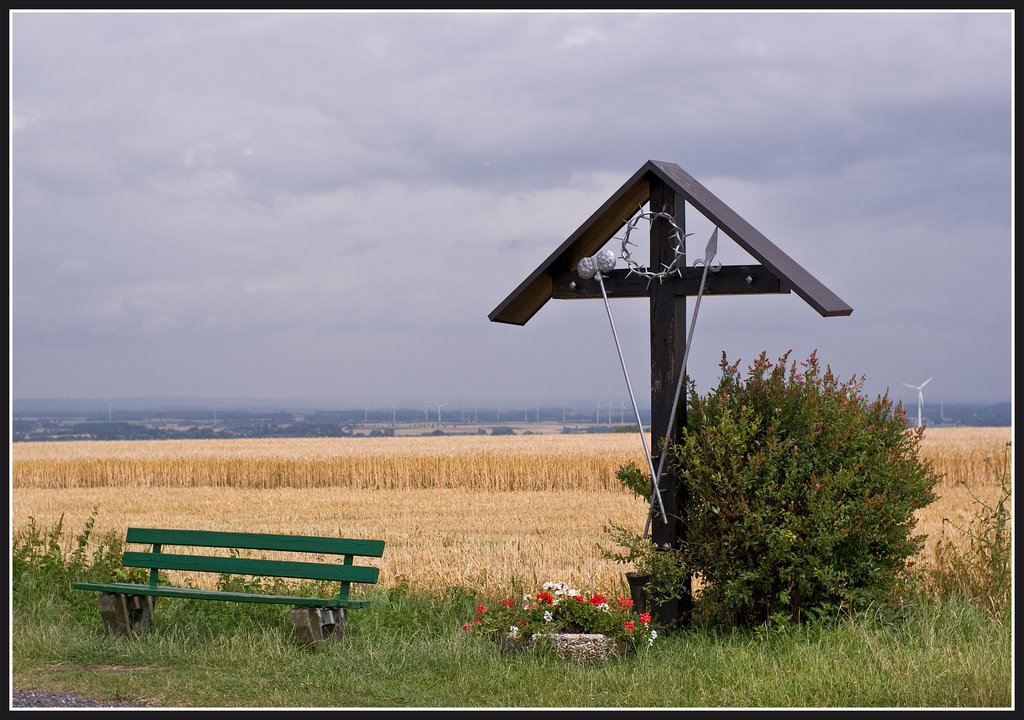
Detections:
669,350,940,628
12,509,148,618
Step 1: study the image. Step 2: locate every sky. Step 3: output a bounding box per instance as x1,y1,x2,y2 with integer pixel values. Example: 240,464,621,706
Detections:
9,10,1014,413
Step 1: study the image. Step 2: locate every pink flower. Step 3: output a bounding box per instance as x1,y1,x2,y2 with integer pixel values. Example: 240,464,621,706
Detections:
462,623,472,632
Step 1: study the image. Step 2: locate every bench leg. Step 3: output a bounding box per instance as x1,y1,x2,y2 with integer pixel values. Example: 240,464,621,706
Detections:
290,607,346,646
97,593,155,636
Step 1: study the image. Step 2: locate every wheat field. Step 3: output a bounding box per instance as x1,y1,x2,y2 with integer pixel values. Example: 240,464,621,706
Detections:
10,427,1012,597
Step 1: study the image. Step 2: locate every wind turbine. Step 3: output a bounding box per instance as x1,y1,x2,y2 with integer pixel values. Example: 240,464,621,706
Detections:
391,401,398,425
433,402,447,424
902,377,933,428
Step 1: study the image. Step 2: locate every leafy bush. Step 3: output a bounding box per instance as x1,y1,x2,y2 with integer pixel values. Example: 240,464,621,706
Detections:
669,350,940,628
602,462,691,624
12,509,150,622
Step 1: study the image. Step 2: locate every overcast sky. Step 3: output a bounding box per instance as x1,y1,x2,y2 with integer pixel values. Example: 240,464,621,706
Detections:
10,10,1013,412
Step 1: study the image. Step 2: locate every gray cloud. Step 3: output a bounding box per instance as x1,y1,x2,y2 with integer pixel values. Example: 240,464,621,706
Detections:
11,10,1012,408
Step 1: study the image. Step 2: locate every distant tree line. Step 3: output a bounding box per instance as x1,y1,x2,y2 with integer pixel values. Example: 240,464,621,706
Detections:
11,402,1010,442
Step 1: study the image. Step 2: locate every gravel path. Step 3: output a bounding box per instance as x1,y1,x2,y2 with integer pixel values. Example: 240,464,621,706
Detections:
11,688,156,708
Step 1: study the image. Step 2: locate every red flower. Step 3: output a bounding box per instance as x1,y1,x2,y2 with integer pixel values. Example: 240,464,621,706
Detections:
476,604,488,614
536,592,555,604
639,612,651,625
623,620,636,632
619,597,634,609
462,623,472,632
499,599,515,607
588,594,607,606
572,596,585,602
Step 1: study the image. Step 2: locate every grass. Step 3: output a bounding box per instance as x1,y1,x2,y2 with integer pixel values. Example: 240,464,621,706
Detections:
10,502,1013,709
10,581,1012,708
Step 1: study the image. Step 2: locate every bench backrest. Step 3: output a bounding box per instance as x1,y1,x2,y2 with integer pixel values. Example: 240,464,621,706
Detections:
123,527,385,602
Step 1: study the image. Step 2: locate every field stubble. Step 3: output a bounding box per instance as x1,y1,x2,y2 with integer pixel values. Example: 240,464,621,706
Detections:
11,428,1011,598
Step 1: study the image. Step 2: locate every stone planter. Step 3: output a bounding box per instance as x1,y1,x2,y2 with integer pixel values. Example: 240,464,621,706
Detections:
532,633,626,663
491,631,627,663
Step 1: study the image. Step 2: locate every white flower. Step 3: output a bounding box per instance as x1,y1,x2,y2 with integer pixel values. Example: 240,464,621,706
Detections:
543,610,553,622
508,626,519,638
648,629,658,646
597,603,610,612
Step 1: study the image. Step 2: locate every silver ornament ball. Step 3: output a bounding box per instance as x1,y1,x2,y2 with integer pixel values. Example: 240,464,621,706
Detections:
594,248,616,273
577,256,596,280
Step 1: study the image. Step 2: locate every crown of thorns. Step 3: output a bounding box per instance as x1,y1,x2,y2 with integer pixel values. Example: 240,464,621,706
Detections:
618,209,692,281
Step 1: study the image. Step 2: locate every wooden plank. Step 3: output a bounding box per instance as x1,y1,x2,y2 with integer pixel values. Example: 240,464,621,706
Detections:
551,265,788,299
488,168,651,326
119,551,380,584
126,528,385,557
71,582,371,608
649,161,852,317
647,180,690,629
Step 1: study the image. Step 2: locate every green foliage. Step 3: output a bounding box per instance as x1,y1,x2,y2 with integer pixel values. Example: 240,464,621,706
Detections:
927,442,1012,617
615,460,652,502
602,523,689,608
12,508,148,615
669,350,940,628
463,581,657,650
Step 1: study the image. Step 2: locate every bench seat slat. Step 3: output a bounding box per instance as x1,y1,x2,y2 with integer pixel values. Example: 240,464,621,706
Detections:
71,582,370,608
120,551,379,584
126,527,384,557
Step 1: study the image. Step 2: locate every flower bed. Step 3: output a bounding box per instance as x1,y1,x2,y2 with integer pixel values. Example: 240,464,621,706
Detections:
463,581,657,660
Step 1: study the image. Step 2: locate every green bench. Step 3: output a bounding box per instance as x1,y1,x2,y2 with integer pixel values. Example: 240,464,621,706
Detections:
72,527,385,645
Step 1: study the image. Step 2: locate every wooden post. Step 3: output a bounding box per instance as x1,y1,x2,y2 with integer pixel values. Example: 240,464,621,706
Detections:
647,179,692,629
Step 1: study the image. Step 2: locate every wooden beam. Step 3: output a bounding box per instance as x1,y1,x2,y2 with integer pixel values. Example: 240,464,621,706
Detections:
647,180,690,629
551,265,790,300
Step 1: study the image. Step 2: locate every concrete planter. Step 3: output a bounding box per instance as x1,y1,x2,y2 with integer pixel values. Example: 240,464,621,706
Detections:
532,632,626,663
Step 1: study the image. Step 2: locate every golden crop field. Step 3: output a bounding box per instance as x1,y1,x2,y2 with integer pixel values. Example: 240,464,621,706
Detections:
10,427,1012,598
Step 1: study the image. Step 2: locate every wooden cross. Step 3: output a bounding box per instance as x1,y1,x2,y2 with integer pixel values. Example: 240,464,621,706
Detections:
489,160,852,627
